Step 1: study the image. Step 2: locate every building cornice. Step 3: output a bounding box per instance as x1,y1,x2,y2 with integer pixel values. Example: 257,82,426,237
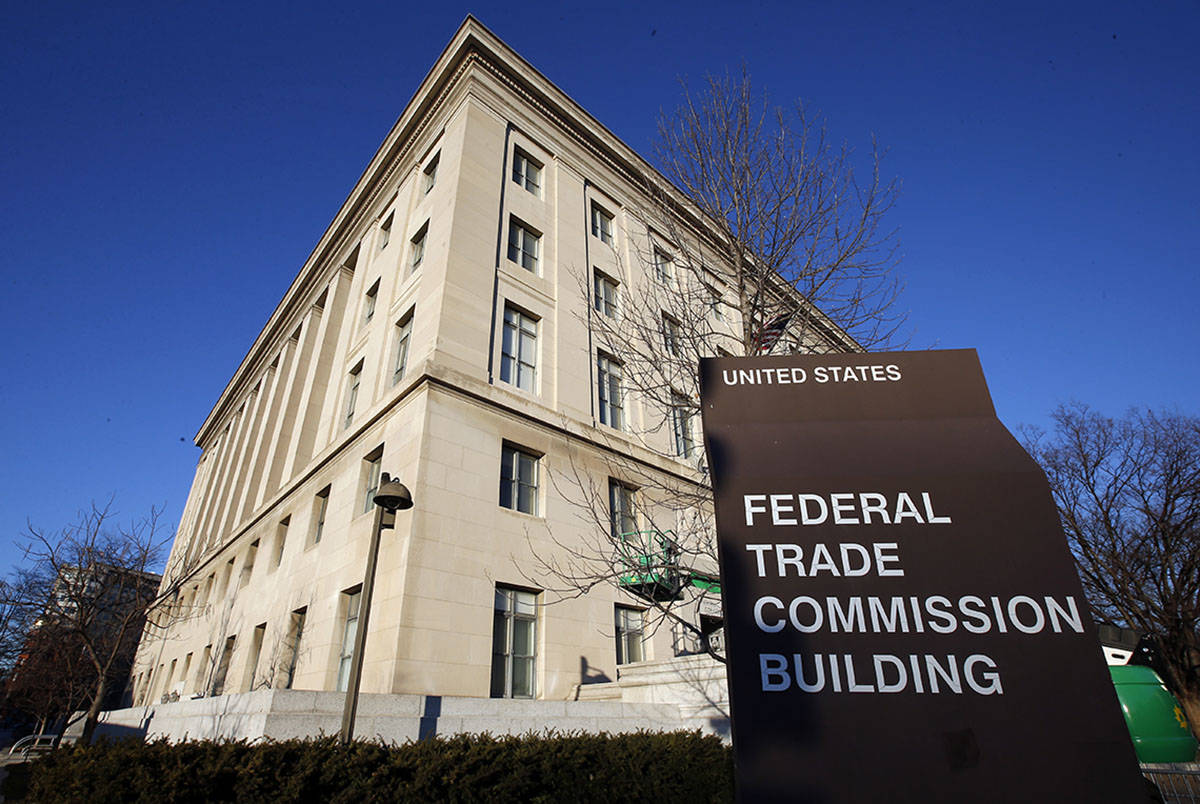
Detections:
194,14,854,446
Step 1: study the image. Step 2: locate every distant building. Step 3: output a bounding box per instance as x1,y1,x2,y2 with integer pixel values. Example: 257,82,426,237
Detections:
5,563,160,731
120,17,838,741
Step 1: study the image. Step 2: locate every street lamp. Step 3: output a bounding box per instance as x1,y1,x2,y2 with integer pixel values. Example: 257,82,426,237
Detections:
339,472,413,744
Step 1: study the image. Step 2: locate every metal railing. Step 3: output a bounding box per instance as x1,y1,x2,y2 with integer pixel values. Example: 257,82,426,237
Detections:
1143,765,1200,802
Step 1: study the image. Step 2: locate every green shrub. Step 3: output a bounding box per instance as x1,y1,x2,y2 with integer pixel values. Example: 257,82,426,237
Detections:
5,730,733,803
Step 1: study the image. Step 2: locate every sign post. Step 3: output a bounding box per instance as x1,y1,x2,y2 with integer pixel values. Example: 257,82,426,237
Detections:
699,350,1145,802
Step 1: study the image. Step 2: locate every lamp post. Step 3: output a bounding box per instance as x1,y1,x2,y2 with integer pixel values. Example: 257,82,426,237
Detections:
339,472,413,744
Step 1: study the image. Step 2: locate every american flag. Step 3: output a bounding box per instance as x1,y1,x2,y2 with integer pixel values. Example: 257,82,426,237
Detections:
756,312,792,354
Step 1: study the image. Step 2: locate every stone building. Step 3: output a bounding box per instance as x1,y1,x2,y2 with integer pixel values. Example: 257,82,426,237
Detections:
117,16,834,741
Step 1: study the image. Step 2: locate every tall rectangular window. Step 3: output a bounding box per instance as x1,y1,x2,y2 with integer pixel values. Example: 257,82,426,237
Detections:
312,487,330,545
500,306,538,392
615,606,644,665
336,588,362,692
491,586,537,699
708,286,725,321
591,203,614,245
282,607,307,690
392,311,413,385
662,315,681,357
500,444,539,516
196,644,212,695
363,280,379,326
219,557,235,599
362,453,382,514
652,248,673,284
609,479,637,540
378,213,393,249
512,149,542,195
240,539,259,588
272,517,289,568
423,152,439,194
507,219,540,273
181,652,193,694
597,353,623,429
410,222,428,272
212,635,236,696
593,271,618,319
247,623,266,691
671,393,695,458
344,363,363,429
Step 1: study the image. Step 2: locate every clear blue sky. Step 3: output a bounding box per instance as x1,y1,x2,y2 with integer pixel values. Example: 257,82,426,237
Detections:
2,1,1197,572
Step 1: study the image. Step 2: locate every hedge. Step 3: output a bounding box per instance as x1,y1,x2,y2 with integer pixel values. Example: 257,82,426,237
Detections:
3,730,733,803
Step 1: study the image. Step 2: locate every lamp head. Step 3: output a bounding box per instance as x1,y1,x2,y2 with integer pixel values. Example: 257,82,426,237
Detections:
374,473,413,512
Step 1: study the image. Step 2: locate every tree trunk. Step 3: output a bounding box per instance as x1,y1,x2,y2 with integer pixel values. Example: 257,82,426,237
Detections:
79,676,107,745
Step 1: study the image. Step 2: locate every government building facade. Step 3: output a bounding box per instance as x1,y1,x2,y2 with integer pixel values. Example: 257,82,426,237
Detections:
115,17,834,741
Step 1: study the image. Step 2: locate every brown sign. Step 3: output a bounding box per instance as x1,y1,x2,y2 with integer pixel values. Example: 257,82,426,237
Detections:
699,350,1144,803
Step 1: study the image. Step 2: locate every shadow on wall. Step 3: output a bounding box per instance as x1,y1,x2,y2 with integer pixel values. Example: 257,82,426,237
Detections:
418,695,441,741
579,656,612,686
706,716,731,739
95,721,149,742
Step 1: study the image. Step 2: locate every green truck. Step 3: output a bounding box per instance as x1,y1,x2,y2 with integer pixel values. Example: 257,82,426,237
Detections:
1110,664,1197,764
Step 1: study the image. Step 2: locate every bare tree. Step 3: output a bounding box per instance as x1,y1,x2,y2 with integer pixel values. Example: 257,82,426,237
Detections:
252,604,310,691
2,624,94,735
0,502,195,743
532,73,904,661
651,68,904,354
1024,404,1200,733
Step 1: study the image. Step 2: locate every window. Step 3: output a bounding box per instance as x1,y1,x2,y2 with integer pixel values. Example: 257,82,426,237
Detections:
196,644,211,695
212,635,236,696
282,607,307,690
423,152,439,194
163,659,177,700
662,315,681,357
336,588,362,692
363,281,379,326
671,393,695,458
609,480,637,539
500,306,538,392
507,219,540,273
597,352,623,429
344,363,363,429
247,623,266,691
593,271,618,319
491,586,537,698
615,606,644,665
272,517,289,568
180,652,193,694
240,539,258,588
379,213,393,249
500,444,539,515
708,286,725,321
512,149,542,194
591,203,614,245
392,311,413,385
363,452,382,514
652,248,673,284
312,487,330,545
219,557,235,599
410,223,428,272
